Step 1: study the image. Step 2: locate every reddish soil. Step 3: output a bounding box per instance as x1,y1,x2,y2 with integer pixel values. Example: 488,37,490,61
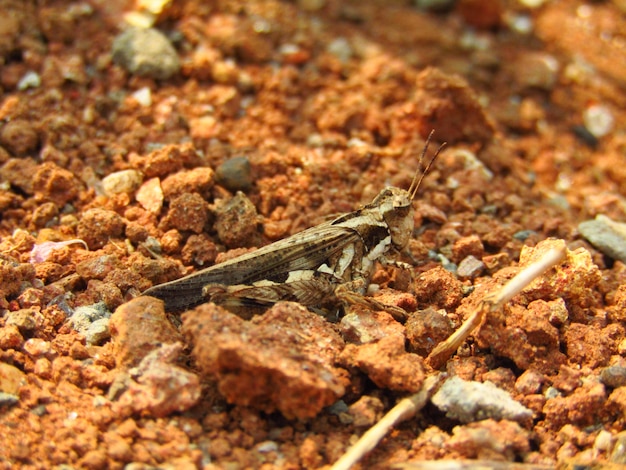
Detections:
1,0,626,468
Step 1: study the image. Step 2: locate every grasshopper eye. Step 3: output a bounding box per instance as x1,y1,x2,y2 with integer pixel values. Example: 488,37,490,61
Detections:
393,192,411,209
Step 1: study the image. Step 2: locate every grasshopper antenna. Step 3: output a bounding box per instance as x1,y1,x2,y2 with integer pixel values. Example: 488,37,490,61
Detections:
408,130,446,200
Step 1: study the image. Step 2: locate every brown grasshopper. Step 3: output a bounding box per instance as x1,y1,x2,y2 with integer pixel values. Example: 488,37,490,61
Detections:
144,132,444,319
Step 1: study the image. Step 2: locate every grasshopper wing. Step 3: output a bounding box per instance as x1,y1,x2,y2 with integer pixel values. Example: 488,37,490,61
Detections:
144,223,360,312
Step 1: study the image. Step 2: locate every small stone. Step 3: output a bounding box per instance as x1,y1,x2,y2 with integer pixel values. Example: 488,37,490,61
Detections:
33,357,52,379
130,143,203,178
279,43,310,65
23,338,52,357
0,254,36,299
161,167,215,200
0,362,27,395
432,376,533,423
164,192,209,234
69,302,111,337
515,370,545,395
583,104,614,138
33,162,80,206
112,27,180,79
0,325,24,350
181,233,218,267
547,297,569,327
105,433,133,462
513,53,559,90
339,309,404,345
452,235,484,263
611,432,626,463
214,191,259,248
413,67,495,144
130,87,152,107
326,37,353,63
31,202,59,228
183,302,346,419
513,229,538,241
115,343,201,418
518,239,601,320
482,252,510,272
109,296,182,370
76,254,124,281
579,215,626,264
215,156,252,192
609,285,626,323
518,0,546,6
0,392,19,407
414,266,464,310
80,449,108,469
0,158,38,194
600,365,626,389
339,335,425,392
348,395,384,427
505,12,533,34
102,169,144,196
0,119,39,156
593,429,614,453
544,381,605,428
406,308,454,356
448,419,531,461
456,255,485,279
76,208,126,249
84,318,111,345
135,177,164,214
5,308,39,335
17,71,41,90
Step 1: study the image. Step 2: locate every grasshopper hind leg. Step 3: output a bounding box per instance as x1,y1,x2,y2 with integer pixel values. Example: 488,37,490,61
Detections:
143,278,211,312
335,281,409,322
202,275,338,318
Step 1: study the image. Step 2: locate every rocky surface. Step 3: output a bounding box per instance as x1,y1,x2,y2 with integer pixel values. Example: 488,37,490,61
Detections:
1,0,626,468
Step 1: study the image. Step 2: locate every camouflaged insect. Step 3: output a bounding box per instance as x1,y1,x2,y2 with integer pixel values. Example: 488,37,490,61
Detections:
144,133,444,320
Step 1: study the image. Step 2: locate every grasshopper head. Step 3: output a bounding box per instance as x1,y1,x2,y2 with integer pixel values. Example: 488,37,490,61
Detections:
370,187,414,249
374,132,445,250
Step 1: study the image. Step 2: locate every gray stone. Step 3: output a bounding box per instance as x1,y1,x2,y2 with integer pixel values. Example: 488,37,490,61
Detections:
0,392,19,407
579,214,626,263
112,28,180,80
600,365,626,388
102,169,143,196
84,317,111,345
70,302,111,338
215,156,252,192
456,255,485,279
5,308,39,334
432,376,533,423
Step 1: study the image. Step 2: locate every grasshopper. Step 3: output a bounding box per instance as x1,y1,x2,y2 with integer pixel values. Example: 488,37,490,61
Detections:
143,132,444,320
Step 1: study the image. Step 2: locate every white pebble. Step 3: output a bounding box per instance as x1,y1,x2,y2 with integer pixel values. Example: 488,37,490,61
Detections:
594,429,614,452
17,71,41,90
518,0,547,8
132,87,152,107
102,169,144,196
136,177,164,214
583,104,614,138
506,13,534,34
327,37,353,63
23,338,52,357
